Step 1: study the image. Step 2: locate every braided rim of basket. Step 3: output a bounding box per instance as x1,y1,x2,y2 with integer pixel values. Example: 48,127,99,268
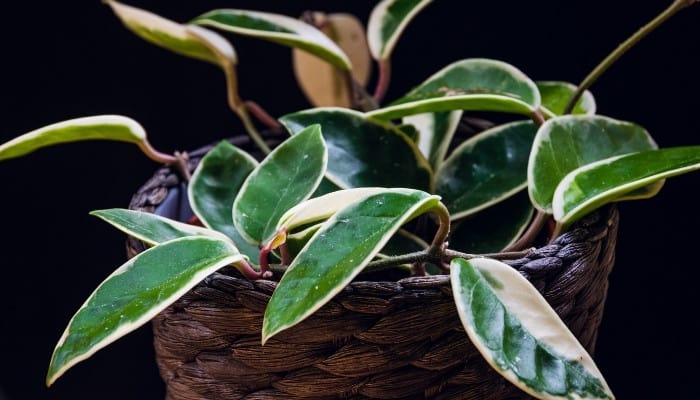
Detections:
127,137,618,400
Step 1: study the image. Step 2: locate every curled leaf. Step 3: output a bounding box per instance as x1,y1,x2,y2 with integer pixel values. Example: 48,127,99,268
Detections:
0,115,145,161
192,8,351,70
107,1,236,67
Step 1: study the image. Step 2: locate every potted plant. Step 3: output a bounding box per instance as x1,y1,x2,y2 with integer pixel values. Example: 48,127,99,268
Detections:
1,0,698,399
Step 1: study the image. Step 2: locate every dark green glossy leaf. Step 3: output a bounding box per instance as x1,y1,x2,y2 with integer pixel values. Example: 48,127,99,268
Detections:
233,124,327,244
279,107,432,191
435,121,537,219
448,191,533,253
451,258,613,399
192,9,351,70
379,229,428,256
262,189,440,342
367,58,540,121
0,115,145,161
554,146,700,225
188,140,259,259
537,81,596,116
367,0,433,60
47,237,242,386
529,115,657,213
403,110,462,171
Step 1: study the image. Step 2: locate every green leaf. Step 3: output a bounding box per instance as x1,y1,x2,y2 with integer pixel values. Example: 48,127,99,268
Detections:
0,115,145,161
262,189,441,342
90,208,231,246
379,229,429,257
537,81,596,117
47,236,242,386
367,0,433,60
450,258,614,399
367,58,540,121
188,141,260,259
107,1,236,67
448,191,533,253
528,115,657,213
191,9,351,71
233,124,327,245
403,110,462,171
279,107,432,191
553,146,700,225
435,121,537,219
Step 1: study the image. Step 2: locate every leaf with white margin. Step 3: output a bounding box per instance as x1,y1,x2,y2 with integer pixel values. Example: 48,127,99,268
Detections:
536,81,596,117
403,110,462,171
553,146,700,225
451,258,614,400
262,189,441,343
107,1,236,67
90,208,232,246
293,12,371,108
188,141,260,259
276,187,389,232
191,9,351,71
367,58,541,121
528,115,657,213
367,0,433,60
280,107,432,191
47,236,243,386
435,121,537,219
0,115,146,161
233,124,327,245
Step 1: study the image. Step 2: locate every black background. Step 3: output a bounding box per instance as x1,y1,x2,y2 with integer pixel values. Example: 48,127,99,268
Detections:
1,1,698,399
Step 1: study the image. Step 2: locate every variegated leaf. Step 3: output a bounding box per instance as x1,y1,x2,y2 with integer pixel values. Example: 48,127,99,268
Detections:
451,258,614,399
528,115,657,213
367,0,433,60
367,58,541,121
262,189,441,342
0,115,146,161
233,124,327,245
553,146,700,225
192,9,351,70
47,237,243,386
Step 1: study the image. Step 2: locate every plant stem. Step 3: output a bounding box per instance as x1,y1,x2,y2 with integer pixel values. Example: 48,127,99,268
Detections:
235,103,272,155
428,202,451,257
345,70,379,111
564,0,696,114
222,62,271,154
245,100,282,130
365,247,535,271
501,210,548,252
373,59,391,104
136,139,178,164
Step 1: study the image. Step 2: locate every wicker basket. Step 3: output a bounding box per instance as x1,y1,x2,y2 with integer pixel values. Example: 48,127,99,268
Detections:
127,136,618,400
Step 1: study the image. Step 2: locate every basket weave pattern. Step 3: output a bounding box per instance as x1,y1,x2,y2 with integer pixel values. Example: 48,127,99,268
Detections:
128,145,618,400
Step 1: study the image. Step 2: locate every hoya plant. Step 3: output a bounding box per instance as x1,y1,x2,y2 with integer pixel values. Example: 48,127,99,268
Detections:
1,0,699,399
